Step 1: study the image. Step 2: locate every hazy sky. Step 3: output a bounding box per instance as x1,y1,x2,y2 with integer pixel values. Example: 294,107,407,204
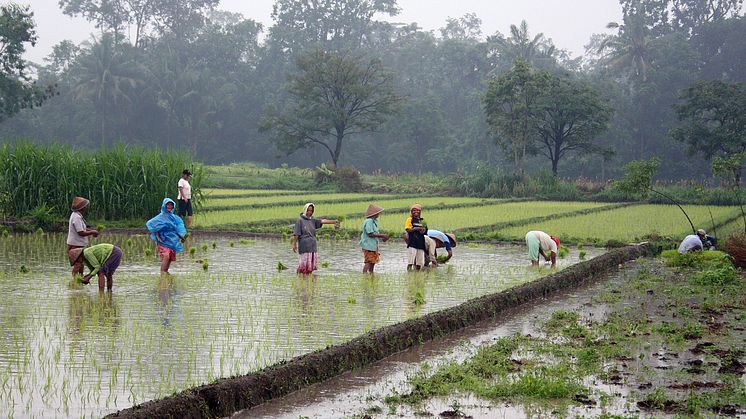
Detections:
22,0,622,63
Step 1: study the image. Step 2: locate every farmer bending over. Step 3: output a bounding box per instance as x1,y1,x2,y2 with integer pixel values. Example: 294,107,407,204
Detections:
69,244,123,291
525,230,559,267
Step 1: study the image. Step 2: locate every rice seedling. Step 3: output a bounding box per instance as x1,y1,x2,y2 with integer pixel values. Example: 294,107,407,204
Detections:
19,265,29,274
212,242,217,249
202,260,209,271
201,243,208,252
579,251,587,260
189,247,196,256
0,232,601,417
503,204,741,243
277,261,287,271
558,245,569,258
320,261,330,268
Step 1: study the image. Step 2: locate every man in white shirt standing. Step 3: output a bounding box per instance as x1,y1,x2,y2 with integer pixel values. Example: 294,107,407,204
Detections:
67,196,99,251
177,169,193,228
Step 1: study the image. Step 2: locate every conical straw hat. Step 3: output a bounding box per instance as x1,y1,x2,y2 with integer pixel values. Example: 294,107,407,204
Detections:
71,197,89,211
364,204,384,218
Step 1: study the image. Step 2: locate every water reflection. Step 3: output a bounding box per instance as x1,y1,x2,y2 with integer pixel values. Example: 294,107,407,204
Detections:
156,274,177,327
0,233,606,418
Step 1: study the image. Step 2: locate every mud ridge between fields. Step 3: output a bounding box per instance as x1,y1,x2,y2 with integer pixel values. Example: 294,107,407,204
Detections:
107,243,652,419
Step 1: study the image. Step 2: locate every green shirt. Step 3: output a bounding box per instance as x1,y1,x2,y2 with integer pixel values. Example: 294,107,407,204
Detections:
359,218,380,251
83,243,114,277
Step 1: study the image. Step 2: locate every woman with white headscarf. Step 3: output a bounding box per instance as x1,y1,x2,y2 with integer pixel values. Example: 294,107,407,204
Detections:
291,203,340,275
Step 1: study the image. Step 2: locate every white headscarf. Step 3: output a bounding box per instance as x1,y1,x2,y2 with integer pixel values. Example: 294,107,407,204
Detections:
301,202,315,218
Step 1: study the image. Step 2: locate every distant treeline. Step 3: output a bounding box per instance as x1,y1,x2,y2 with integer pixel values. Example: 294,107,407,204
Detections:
0,0,744,180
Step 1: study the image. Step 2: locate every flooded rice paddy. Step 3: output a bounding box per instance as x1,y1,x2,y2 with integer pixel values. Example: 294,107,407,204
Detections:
0,232,603,418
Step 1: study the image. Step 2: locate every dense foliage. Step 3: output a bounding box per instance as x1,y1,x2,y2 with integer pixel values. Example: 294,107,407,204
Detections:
0,142,200,219
0,0,744,180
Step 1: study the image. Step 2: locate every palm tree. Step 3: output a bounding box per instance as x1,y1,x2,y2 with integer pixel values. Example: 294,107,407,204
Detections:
73,34,144,144
597,13,653,82
489,20,557,69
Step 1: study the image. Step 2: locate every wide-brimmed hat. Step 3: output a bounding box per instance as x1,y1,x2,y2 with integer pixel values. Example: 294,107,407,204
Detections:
446,233,457,247
68,248,84,266
410,204,422,211
696,229,706,236
71,197,89,211
364,204,384,218
182,169,192,176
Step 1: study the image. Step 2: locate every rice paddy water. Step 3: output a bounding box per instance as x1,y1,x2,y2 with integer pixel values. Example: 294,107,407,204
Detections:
0,232,603,417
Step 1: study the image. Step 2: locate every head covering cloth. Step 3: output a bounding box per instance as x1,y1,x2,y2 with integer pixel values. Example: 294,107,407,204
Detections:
146,198,187,253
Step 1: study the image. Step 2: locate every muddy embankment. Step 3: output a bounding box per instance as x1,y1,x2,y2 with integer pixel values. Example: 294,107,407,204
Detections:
107,243,652,419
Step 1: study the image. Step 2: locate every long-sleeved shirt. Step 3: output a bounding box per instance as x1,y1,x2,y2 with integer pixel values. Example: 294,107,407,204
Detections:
82,243,114,277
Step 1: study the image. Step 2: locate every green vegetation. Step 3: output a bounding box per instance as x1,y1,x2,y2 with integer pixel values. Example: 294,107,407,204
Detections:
0,142,200,220
383,256,745,417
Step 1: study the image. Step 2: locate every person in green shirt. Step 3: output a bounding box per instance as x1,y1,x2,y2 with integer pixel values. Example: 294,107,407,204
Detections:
360,204,389,274
69,243,123,291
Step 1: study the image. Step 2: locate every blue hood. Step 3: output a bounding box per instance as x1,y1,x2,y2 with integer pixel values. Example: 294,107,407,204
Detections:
146,198,187,253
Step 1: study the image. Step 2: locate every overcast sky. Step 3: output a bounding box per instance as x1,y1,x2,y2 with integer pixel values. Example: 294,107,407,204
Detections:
22,0,622,63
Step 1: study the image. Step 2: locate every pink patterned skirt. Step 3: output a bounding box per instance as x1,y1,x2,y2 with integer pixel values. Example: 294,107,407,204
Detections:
297,252,318,274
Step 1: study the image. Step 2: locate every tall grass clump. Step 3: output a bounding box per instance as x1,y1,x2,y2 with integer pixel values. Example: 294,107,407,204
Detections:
0,142,201,220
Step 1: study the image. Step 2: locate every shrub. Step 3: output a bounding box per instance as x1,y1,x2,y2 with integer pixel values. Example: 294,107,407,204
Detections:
29,204,55,231
335,167,363,192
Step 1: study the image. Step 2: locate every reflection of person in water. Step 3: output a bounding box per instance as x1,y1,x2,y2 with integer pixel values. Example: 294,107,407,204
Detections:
156,274,177,327
67,291,119,344
293,275,317,313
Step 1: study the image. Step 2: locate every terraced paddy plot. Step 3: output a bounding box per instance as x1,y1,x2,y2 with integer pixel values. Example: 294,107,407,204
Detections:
197,196,500,228
202,188,310,197
0,233,601,417
502,204,742,243
344,201,613,233
202,192,400,209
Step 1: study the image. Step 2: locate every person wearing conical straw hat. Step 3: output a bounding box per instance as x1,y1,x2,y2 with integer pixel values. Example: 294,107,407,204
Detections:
67,197,99,252
360,204,388,274
291,203,340,276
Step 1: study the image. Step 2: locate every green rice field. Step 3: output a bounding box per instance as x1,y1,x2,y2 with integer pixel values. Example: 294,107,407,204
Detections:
0,232,599,417
195,189,740,243
1,188,740,417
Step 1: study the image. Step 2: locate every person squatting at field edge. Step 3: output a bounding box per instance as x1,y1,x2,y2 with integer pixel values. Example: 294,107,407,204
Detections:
405,204,428,270
146,198,187,274
678,228,716,253
360,204,389,274
525,230,559,267
177,169,194,229
69,243,122,291
67,196,99,252
292,203,340,275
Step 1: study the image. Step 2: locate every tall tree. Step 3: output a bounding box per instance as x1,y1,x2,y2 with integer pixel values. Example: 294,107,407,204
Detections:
0,4,52,122
671,80,746,184
536,77,613,175
72,34,143,144
260,50,401,167
483,59,550,172
267,0,399,55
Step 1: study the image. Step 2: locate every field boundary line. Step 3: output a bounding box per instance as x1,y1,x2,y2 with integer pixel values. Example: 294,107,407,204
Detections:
202,198,528,230
107,243,652,419
453,202,637,236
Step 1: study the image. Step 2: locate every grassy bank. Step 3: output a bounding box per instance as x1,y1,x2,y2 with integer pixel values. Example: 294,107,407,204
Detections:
382,252,746,417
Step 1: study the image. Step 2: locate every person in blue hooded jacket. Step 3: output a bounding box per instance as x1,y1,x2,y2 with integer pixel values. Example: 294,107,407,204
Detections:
146,198,187,273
